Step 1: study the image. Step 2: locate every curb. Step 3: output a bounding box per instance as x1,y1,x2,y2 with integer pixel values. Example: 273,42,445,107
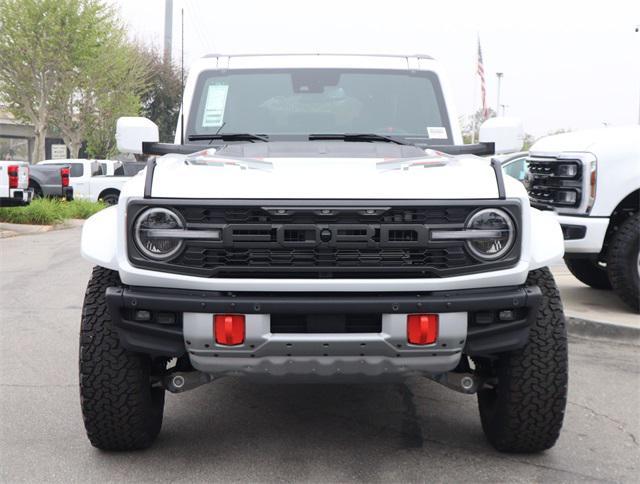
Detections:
567,316,640,344
0,219,83,239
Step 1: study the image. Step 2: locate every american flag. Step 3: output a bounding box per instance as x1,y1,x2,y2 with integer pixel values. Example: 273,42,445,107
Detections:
477,37,488,120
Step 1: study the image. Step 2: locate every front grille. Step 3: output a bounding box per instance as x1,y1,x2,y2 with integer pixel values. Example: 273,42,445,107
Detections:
127,202,521,278
179,206,471,225
174,246,472,278
527,157,583,208
271,313,382,333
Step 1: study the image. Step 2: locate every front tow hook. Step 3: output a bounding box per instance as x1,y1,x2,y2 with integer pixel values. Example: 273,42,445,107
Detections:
161,371,214,393
429,372,487,394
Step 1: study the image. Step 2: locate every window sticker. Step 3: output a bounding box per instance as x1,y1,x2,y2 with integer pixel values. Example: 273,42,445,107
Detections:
427,126,448,139
202,84,229,127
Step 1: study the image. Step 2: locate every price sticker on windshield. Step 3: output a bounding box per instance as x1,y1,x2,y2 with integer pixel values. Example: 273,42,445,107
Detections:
202,84,229,127
427,126,448,139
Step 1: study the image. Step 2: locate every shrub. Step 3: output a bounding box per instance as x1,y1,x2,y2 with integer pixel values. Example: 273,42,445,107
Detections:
0,198,106,225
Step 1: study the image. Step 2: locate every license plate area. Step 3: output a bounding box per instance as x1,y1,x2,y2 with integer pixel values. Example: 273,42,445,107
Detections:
270,313,382,333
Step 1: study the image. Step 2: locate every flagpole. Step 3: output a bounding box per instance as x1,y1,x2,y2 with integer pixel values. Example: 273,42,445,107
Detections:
471,33,479,144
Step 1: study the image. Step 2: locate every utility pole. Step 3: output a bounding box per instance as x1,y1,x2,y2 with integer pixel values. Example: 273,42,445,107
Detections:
496,72,504,116
164,0,173,64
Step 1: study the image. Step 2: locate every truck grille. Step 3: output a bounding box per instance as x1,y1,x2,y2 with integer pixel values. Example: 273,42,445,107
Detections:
527,157,583,208
127,202,521,278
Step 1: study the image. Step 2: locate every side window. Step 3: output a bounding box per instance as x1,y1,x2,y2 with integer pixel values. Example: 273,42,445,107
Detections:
70,163,84,177
504,158,527,181
91,163,102,176
100,163,108,175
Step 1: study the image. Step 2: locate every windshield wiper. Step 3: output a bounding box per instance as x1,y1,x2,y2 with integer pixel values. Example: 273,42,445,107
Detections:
188,133,270,142
309,133,413,146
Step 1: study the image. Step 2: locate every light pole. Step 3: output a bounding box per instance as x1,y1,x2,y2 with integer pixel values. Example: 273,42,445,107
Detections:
496,72,504,116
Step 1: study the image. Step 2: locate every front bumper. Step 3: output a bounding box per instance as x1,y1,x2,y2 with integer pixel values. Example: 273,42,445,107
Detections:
105,284,542,380
557,214,609,255
0,188,33,207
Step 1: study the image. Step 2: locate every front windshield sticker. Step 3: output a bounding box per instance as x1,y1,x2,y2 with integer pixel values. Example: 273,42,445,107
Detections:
202,84,229,127
427,126,448,139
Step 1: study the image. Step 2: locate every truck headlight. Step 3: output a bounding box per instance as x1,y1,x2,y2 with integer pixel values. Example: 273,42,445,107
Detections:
554,190,578,205
133,207,185,260
555,163,579,178
465,208,515,260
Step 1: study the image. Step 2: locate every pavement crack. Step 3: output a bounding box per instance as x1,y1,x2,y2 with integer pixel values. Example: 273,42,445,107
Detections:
569,401,639,447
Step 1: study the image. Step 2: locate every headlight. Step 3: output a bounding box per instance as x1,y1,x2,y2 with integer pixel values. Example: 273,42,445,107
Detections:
134,207,185,260
555,163,579,178
465,208,515,260
554,189,578,205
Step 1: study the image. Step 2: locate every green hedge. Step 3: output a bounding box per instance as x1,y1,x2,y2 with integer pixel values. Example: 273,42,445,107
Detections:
0,198,106,225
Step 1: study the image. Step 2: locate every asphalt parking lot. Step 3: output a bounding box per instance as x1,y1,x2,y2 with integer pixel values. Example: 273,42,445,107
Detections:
1,227,639,483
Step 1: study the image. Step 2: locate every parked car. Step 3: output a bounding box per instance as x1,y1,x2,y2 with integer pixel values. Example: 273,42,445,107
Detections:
29,163,74,200
80,53,567,453
496,151,529,183
0,161,33,207
38,159,138,205
527,126,640,312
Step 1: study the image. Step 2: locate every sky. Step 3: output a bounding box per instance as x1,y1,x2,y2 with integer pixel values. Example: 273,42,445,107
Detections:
112,0,640,137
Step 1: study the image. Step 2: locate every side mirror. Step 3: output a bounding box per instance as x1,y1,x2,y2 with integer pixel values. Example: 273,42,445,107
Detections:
116,117,159,154
479,117,524,155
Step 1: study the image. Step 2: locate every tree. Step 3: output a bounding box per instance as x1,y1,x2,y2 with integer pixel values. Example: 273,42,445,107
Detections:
48,3,147,159
461,107,497,143
522,133,537,150
0,0,147,161
0,0,85,161
137,45,182,143
54,39,148,159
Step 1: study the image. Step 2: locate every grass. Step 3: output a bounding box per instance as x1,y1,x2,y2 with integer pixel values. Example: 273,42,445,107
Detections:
0,198,106,225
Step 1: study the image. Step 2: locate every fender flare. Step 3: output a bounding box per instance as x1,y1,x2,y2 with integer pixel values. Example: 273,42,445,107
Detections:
528,208,564,270
81,205,119,270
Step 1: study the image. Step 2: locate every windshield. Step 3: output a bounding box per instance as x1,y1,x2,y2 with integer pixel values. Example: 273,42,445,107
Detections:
187,69,452,144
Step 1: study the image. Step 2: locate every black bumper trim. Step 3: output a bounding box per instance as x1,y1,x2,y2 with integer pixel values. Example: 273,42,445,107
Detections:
105,285,542,358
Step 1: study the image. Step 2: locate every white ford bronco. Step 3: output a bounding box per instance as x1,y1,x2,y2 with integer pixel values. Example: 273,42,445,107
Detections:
527,126,640,312
80,54,568,453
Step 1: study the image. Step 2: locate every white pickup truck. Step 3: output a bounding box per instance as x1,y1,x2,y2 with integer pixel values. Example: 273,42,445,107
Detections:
527,126,639,312
0,161,33,207
79,53,567,454
38,159,133,205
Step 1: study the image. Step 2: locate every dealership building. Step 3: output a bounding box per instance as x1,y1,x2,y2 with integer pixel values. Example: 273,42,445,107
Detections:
0,109,73,163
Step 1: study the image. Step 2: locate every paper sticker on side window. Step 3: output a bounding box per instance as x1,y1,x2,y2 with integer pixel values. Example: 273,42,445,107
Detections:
427,127,448,139
202,85,229,127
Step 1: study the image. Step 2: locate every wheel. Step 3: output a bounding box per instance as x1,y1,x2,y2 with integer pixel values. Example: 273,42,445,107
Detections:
100,192,119,205
30,181,43,198
607,214,640,312
476,267,568,453
79,266,165,450
565,257,611,289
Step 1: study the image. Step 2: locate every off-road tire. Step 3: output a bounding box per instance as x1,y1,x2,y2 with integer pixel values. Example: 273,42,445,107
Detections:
565,257,611,290
100,192,120,206
607,214,640,312
79,266,165,450
477,267,568,453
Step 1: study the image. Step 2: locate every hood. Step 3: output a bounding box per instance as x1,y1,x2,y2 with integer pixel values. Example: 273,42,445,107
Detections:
148,148,500,200
531,125,640,155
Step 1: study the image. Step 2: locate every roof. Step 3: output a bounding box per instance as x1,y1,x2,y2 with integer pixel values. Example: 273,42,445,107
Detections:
201,53,434,60
191,53,440,73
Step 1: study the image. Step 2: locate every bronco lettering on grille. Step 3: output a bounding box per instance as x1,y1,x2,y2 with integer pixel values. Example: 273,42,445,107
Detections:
222,224,428,247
